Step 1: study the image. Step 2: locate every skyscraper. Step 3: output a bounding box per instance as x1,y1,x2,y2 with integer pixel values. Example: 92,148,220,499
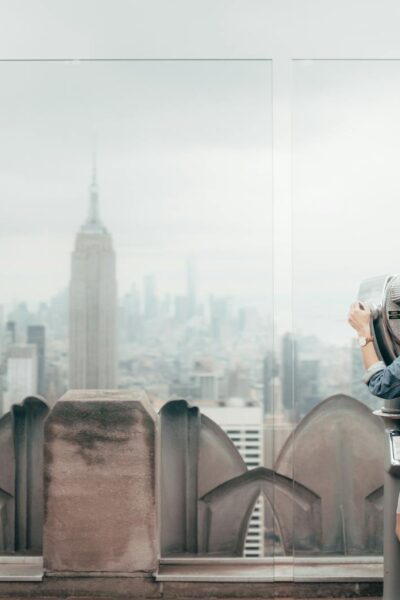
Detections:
27,325,46,397
262,349,278,414
281,332,299,415
4,344,37,413
69,159,117,389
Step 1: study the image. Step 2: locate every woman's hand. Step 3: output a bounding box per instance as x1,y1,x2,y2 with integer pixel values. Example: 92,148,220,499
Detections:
347,301,372,336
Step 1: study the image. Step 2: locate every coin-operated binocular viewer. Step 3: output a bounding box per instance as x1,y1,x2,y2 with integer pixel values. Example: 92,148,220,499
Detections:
358,273,400,599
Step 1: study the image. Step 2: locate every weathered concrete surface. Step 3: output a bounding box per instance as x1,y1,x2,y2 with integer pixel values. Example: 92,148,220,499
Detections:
0,396,50,553
43,390,158,574
0,577,383,599
275,394,384,555
161,581,383,598
0,575,161,598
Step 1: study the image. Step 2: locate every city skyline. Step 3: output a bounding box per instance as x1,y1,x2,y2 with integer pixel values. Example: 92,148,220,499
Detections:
0,60,272,311
2,60,400,346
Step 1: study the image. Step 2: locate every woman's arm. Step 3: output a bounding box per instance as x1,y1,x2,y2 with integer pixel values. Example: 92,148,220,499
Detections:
348,301,400,399
366,355,400,399
348,301,381,367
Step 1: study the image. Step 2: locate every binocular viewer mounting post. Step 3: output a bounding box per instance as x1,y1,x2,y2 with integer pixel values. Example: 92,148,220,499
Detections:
359,274,400,598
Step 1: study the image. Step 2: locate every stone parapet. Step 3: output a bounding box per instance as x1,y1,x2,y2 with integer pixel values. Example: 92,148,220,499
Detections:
43,389,158,575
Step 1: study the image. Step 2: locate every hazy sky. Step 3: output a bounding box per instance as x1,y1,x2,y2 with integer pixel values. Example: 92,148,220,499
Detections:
0,60,273,308
292,60,400,343
2,56,400,345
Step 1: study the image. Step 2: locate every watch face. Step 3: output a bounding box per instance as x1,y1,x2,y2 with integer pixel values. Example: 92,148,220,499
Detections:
358,336,366,347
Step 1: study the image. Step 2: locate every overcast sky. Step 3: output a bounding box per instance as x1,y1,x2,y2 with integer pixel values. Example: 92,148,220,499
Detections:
2,57,400,345
0,59,273,311
292,60,400,344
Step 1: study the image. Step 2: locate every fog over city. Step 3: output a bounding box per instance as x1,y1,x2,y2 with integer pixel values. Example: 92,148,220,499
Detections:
2,59,399,432
0,60,272,309
1,60,400,346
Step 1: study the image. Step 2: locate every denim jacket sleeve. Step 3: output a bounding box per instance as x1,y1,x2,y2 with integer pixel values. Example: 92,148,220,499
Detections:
364,356,400,399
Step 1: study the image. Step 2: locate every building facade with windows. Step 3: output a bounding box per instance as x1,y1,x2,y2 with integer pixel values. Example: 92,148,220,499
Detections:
201,400,265,557
4,344,37,412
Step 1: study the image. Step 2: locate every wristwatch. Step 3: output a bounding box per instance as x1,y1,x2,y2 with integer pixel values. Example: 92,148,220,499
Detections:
358,335,374,347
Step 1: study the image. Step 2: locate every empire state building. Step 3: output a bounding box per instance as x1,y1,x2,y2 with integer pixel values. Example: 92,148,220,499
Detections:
69,163,117,389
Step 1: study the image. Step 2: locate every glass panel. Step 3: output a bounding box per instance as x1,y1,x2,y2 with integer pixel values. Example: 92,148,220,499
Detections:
292,59,396,578
0,60,273,566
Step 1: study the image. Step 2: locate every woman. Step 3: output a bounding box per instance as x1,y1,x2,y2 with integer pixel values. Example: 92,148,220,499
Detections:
348,300,400,541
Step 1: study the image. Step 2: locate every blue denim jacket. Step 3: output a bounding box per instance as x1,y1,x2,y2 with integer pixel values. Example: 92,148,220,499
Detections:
364,357,400,399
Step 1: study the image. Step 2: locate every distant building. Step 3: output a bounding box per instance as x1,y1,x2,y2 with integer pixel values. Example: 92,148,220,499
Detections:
209,295,233,342
4,344,37,412
69,160,117,388
263,375,295,467
190,359,219,402
201,400,265,558
227,364,251,399
5,320,16,345
143,274,158,320
298,356,320,417
120,287,142,343
262,349,278,414
46,361,66,406
281,332,299,416
6,304,32,342
27,325,46,397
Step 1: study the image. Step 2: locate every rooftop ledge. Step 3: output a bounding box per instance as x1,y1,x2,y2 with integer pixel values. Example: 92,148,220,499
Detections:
156,555,384,582
0,555,384,583
0,556,43,582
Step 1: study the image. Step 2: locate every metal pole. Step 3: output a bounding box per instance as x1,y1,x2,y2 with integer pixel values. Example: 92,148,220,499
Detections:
374,408,400,600
383,468,400,599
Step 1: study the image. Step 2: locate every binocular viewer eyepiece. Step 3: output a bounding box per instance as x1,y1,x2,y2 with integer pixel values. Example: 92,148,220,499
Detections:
358,273,400,413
